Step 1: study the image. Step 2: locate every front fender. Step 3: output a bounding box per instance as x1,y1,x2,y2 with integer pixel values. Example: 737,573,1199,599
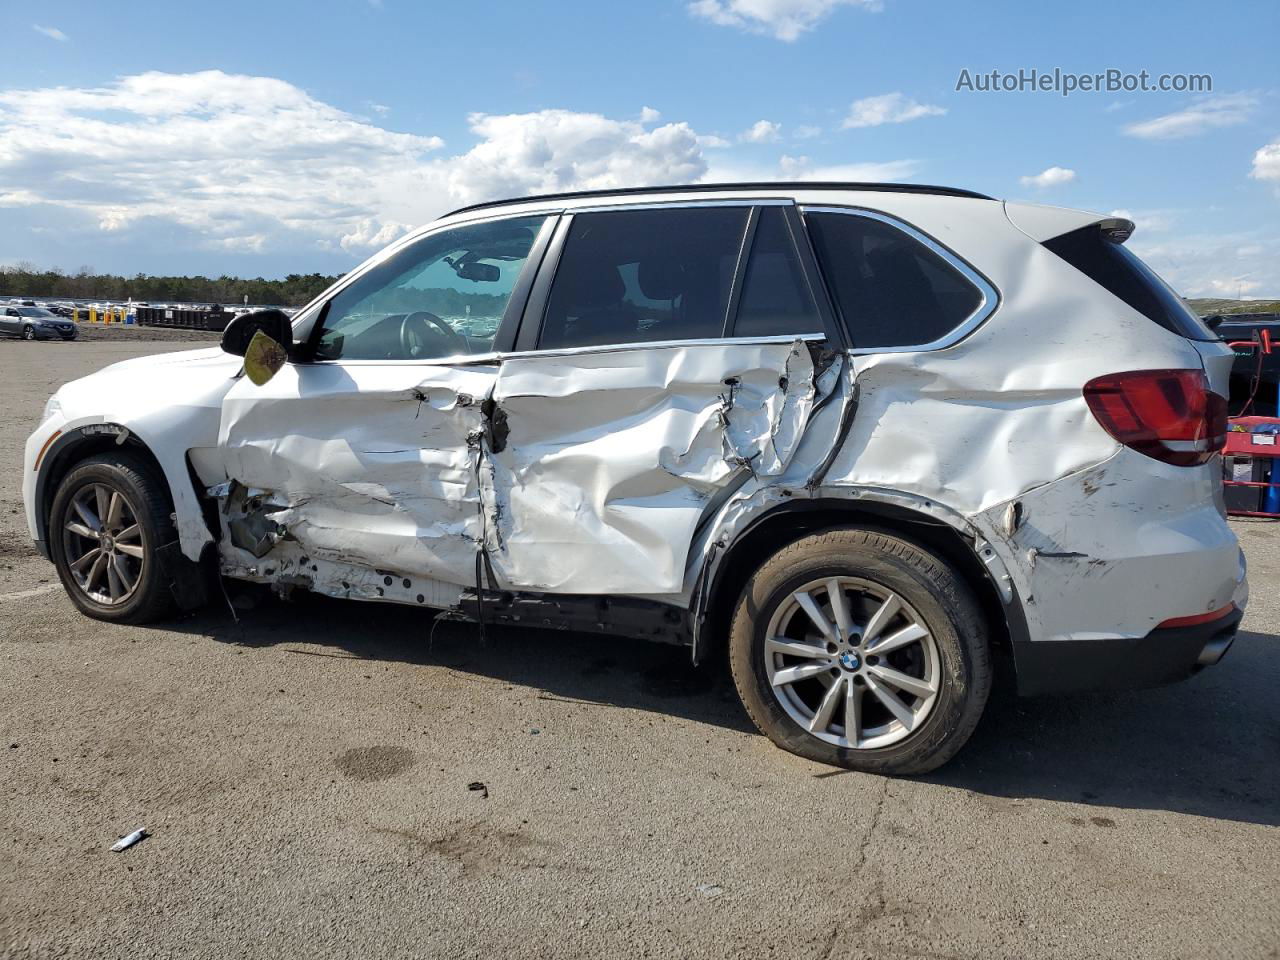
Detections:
27,417,216,563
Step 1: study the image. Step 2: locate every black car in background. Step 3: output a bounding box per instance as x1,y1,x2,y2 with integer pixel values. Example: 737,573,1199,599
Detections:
1213,313,1280,417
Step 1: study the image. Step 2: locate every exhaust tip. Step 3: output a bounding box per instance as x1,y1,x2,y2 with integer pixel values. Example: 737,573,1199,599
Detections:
1197,633,1236,667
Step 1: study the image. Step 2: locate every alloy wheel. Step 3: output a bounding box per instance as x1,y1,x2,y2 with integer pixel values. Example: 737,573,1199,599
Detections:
60,482,147,605
764,576,940,749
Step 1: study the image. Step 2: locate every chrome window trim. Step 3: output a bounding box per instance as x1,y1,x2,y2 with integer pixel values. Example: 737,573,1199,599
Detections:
332,332,827,365
498,332,826,362
799,204,1001,355
314,352,502,368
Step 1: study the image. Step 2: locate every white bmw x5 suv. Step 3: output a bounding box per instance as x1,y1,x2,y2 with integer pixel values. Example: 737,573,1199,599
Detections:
23,182,1248,774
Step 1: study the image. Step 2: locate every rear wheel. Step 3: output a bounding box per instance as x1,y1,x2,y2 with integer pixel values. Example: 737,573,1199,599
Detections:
22,325,35,340
48,454,180,623
729,527,991,775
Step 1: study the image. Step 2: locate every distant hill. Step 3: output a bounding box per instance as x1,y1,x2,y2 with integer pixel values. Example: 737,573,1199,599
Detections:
1186,298,1280,316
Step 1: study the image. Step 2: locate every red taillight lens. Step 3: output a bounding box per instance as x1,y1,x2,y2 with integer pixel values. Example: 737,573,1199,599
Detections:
1083,369,1226,466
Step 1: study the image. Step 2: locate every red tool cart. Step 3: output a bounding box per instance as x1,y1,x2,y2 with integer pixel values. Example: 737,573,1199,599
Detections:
1224,416,1280,518
1222,327,1279,517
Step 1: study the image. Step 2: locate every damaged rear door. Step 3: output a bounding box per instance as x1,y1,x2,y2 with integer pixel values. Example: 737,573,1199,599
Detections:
214,213,554,604
483,202,845,596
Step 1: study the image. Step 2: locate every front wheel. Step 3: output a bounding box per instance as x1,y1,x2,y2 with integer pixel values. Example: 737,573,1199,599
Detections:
48,453,180,623
729,527,991,775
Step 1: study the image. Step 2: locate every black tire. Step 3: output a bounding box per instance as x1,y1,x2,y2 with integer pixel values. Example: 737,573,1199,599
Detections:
729,527,991,775
48,453,180,624
22,325,35,341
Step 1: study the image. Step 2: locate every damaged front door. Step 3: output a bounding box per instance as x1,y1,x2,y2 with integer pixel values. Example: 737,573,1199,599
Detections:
214,214,553,605
484,203,843,596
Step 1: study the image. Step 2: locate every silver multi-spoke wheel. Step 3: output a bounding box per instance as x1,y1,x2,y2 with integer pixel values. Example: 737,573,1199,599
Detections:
60,482,146,606
764,576,940,749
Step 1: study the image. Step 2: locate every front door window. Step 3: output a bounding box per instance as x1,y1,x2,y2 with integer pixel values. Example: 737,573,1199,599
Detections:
313,215,549,361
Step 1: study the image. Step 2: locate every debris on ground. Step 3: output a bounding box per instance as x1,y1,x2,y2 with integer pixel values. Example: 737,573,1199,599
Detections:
110,828,147,852
467,781,488,799
695,882,725,899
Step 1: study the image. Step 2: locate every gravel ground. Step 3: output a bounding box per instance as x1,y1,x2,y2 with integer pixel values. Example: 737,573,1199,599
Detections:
1,339,1277,960
72,324,223,343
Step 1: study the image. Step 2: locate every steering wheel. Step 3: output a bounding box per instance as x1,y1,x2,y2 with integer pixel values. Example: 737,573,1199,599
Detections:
400,310,466,358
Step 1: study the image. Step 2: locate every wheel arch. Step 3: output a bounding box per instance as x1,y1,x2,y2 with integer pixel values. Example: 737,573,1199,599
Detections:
695,496,1026,686
35,424,210,561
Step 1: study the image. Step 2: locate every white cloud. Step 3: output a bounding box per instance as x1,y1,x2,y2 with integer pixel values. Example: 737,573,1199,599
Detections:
639,106,662,124
32,24,68,41
740,119,782,143
1019,166,1077,189
1205,277,1262,297
367,102,390,116
339,217,412,253
1131,229,1280,300
687,0,881,41
794,124,823,139
842,92,945,129
442,110,707,205
1123,93,1257,140
697,134,733,148
1108,208,1175,234
0,71,442,252
777,154,918,181
0,72,715,258
1252,138,1280,183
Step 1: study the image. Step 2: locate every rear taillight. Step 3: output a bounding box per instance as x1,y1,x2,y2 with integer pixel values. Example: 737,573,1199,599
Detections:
1083,369,1227,466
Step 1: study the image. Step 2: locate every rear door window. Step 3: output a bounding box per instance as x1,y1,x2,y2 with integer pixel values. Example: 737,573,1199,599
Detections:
1042,226,1217,341
538,207,748,349
804,210,985,349
732,207,823,338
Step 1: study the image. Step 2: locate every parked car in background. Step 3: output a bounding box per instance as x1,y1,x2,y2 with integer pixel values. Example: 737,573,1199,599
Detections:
2,305,78,340
22,182,1247,774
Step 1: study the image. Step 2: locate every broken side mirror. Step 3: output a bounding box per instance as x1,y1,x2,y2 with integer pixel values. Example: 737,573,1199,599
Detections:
221,309,293,386
221,309,293,357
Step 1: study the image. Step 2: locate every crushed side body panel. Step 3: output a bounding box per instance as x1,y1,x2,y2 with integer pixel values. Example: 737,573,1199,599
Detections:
215,362,498,595
485,340,824,595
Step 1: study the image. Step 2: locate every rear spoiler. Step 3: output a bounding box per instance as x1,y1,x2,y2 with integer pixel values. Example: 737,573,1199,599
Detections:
1003,201,1136,244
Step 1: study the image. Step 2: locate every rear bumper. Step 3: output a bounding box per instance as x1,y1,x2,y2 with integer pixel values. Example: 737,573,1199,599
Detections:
1014,607,1243,696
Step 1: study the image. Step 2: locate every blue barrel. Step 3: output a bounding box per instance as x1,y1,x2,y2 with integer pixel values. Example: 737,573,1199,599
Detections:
1264,462,1280,514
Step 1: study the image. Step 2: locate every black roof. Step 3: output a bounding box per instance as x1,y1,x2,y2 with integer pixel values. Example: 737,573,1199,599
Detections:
442,181,995,219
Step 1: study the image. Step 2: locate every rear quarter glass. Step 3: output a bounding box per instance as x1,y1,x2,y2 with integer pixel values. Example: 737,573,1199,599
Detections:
1043,226,1217,342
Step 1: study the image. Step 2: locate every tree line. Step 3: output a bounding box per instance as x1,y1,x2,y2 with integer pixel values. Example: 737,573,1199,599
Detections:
0,263,340,307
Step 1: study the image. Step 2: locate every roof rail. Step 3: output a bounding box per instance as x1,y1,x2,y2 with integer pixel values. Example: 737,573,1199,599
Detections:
440,181,995,219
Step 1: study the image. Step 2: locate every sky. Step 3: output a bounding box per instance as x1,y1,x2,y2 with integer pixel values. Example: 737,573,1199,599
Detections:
1,0,1277,298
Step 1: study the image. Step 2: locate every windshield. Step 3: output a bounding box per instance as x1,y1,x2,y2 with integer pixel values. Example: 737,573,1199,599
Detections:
18,307,57,318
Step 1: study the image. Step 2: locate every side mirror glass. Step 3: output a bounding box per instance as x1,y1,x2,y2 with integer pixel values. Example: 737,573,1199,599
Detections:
222,309,294,386
221,309,293,358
